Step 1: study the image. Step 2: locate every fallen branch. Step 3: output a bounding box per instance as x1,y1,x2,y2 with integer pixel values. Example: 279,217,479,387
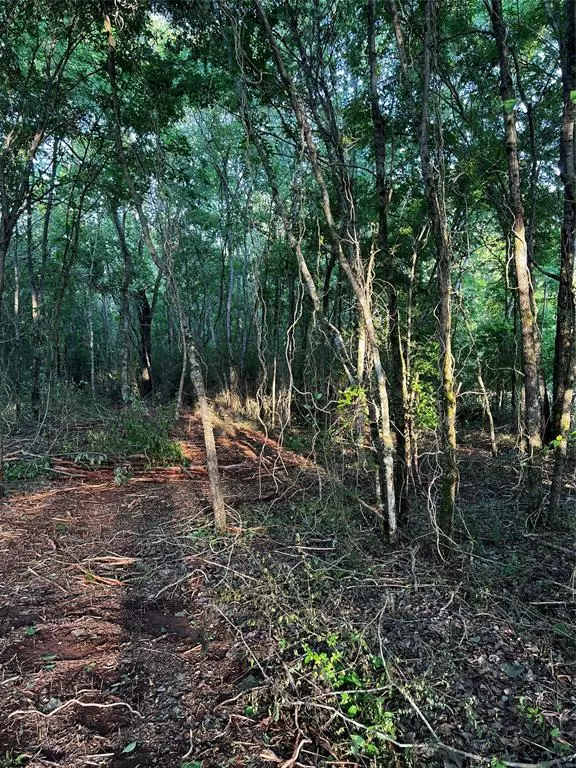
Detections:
9,698,143,720
304,701,576,768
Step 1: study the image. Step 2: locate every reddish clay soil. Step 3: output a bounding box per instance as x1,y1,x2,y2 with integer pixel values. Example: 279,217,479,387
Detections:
0,414,313,768
0,416,575,768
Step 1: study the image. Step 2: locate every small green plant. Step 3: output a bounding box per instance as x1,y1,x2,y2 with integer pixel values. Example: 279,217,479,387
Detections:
24,625,37,637
1,751,28,767
550,727,573,755
336,385,367,411
4,457,51,482
296,631,396,760
548,429,576,449
180,762,202,768
88,403,184,466
114,466,131,486
40,653,57,671
73,452,107,467
518,698,574,754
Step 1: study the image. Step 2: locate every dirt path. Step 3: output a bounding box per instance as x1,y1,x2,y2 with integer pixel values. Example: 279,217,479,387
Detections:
0,416,311,768
1,417,575,768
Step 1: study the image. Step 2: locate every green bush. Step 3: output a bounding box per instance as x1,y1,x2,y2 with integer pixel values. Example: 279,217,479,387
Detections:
87,403,184,465
4,457,51,482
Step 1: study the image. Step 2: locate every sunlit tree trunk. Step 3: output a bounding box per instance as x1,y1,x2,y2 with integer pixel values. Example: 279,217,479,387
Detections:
489,0,543,518
249,2,397,541
105,16,226,531
367,0,410,518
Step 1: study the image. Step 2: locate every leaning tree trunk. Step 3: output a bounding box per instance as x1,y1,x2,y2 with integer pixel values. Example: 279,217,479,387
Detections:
252,0,397,542
550,0,576,524
105,15,227,532
488,0,543,519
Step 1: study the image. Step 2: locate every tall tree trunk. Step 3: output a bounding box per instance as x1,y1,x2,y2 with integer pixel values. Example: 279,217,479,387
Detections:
225,241,237,393
419,0,458,547
550,0,576,524
253,0,397,542
25,189,41,420
88,298,96,400
105,16,226,531
367,0,410,518
389,0,458,546
13,231,21,421
110,206,132,405
488,0,543,518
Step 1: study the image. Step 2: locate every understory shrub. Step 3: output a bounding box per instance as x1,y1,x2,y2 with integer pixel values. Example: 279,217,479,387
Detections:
87,402,184,465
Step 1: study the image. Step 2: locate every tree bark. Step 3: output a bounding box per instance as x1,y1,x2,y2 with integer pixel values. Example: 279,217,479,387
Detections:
136,284,156,397
13,230,21,420
388,0,458,546
550,0,576,524
420,0,458,547
367,0,410,518
253,0,397,542
488,0,543,518
110,206,132,405
105,16,226,531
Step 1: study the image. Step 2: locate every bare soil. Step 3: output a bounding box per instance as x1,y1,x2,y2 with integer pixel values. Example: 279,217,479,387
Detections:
0,415,575,768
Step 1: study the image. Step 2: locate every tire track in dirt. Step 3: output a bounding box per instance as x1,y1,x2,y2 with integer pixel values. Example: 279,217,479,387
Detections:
0,415,309,767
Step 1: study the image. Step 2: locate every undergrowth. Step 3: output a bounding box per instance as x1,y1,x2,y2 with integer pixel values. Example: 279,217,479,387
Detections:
87,403,184,465
191,488,576,767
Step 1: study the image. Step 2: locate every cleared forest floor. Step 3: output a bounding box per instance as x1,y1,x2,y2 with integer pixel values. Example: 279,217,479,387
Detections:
0,414,575,768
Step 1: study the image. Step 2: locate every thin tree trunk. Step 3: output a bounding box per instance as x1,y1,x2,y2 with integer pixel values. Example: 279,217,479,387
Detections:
550,0,576,524
89,299,96,399
488,0,543,518
389,0,458,545
367,0,410,517
226,241,237,393
110,206,132,405
105,16,226,531
24,189,41,420
420,0,458,547
13,232,21,420
137,285,155,397
253,0,397,541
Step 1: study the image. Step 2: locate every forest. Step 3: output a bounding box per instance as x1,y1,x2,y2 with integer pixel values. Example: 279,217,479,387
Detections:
0,0,575,766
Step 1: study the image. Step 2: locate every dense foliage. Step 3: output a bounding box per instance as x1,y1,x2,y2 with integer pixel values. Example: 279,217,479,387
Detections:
0,0,574,534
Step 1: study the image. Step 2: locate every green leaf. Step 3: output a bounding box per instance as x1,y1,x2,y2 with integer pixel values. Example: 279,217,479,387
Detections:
121,742,137,754
553,622,570,637
500,662,524,678
503,98,516,113
350,734,366,755
570,90,576,104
